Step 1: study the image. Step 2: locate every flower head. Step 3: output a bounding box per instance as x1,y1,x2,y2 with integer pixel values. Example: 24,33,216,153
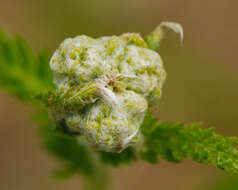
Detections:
48,22,182,152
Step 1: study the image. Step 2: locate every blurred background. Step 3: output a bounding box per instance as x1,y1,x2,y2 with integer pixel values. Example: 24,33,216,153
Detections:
0,0,238,189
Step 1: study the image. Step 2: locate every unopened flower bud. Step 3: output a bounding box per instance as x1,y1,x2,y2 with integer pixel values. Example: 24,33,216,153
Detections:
48,22,182,152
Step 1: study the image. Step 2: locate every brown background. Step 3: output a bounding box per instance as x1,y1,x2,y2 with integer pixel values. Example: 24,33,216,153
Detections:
0,0,238,189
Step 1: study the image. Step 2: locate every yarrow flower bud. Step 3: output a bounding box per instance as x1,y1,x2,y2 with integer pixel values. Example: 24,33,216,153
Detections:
48,22,183,152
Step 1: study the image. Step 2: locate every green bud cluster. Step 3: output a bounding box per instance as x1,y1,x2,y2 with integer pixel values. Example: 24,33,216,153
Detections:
48,22,182,152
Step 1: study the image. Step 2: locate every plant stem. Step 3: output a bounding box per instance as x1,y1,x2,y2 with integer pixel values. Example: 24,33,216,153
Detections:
83,167,111,190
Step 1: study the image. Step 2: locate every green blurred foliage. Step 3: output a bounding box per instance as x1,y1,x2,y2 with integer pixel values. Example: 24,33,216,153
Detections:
0,28,53,103
34,109,99,178
100,147,137,167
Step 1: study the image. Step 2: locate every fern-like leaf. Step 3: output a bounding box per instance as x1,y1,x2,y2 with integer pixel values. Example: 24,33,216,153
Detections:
141,112,238,174
0,29,53,102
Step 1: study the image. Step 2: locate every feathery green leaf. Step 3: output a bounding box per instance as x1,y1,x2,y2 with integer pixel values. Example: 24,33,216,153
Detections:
141,112,238,174
0,29,53,102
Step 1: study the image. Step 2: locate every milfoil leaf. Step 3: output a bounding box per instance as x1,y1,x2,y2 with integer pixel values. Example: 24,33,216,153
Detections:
0,29,53,102
141,112,238,174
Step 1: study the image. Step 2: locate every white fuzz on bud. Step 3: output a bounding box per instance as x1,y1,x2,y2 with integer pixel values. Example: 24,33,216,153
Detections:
48,22,182,152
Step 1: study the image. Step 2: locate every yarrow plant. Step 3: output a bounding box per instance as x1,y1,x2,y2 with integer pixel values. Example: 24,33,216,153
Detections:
0,22,237,189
